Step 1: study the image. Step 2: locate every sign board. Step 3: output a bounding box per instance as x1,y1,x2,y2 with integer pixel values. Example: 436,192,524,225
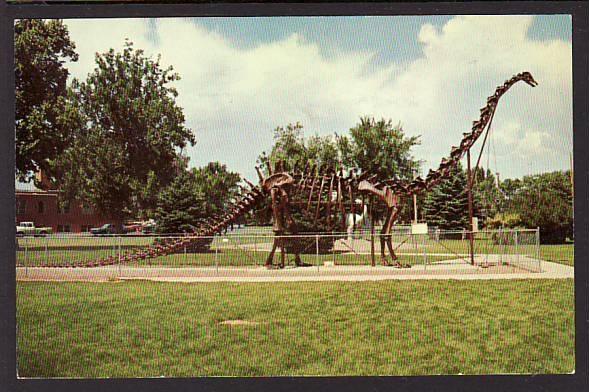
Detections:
471,217,479,232
411,223,428,234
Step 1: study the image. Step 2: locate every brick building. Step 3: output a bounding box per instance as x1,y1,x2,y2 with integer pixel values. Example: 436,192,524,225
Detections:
16,172,110,233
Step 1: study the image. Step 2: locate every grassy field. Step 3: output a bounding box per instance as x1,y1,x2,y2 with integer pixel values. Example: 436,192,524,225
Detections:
540,244,574,266
17,279,574,377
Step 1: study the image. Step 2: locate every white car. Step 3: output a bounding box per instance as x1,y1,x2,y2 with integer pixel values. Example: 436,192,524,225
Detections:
16,222,52,237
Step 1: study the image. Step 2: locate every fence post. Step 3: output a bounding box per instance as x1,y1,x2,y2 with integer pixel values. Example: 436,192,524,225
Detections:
118,235,122,276
316,235,320,271
536,227,541,272
215,238,219,274
514,230,519,269
332,235,336,266
423,234,427,271
370,198,375,267
498,227,503,267
44,241,49,266
254,237,258,267
24,240,28,277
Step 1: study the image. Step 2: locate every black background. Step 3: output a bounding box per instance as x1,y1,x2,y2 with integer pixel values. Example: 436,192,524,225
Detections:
1,2,587,391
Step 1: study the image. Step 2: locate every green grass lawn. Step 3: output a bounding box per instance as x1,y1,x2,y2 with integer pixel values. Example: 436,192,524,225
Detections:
15,247,452,267
16,279,574,377
540,244,574,266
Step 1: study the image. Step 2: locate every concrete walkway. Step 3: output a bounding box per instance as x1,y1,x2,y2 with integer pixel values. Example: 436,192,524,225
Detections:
16,258,573,282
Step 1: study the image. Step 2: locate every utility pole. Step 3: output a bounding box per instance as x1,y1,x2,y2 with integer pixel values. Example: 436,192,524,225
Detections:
413,168,418,224
467,150,475,265
370,196,375,267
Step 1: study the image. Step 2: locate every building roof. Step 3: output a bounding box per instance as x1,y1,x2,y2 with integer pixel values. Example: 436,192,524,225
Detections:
15,179,57,194
15,180,40,192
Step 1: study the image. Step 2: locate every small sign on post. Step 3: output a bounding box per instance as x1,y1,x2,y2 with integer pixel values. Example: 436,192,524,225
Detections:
411,223,428,235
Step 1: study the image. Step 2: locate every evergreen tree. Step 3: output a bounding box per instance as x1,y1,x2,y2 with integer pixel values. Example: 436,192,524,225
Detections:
422,163,469,230
153,170,207,234
153,162,241,233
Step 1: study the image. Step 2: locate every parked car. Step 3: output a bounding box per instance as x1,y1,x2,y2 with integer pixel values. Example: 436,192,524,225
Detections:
123,221,143,234
16,222,52,237
141,219,156,234
90,223,120,236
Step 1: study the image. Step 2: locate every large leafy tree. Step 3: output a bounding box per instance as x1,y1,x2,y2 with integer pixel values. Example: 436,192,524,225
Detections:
153,162,241,233
256,123,345,249
192,162,242,218
15,19,79,182
338,117,421,222
422,163,469,230
338,117,420,181
256,119,421,229
507,171,573,243
54,41,195,221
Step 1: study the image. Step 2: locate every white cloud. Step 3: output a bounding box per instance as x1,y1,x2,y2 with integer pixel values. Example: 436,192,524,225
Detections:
63,16,572,181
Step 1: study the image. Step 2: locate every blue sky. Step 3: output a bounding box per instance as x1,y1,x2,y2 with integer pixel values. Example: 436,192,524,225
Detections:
61,15,572,183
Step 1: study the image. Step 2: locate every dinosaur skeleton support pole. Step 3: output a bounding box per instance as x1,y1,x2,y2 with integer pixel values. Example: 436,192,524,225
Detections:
467,148,475,265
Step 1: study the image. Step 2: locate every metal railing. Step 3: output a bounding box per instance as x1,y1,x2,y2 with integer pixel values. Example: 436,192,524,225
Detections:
16,228,542,274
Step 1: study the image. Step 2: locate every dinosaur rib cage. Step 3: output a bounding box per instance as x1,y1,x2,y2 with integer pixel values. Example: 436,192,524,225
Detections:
27,72,536,268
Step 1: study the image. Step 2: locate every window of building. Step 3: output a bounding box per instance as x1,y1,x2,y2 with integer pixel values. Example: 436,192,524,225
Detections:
37,201,44,214
81,204,94,215
57,201,70,214
57,224,71,233
16,200,26,215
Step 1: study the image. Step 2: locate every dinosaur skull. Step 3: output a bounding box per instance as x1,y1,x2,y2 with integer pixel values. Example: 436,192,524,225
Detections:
520,71,538,87
262,173,295,192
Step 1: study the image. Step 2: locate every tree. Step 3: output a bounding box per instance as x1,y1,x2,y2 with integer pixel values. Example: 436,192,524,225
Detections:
153,162,241,234
192,162,242,219
422,163,469,230
500,177,523,211
15,19,79,182
508,171,573,243
261,123,307,171
53,40,195,221
255,124,345,254
338,117,420,181
153,170,207,234
472,167,504,227
256,123,340,235
338,117,421,222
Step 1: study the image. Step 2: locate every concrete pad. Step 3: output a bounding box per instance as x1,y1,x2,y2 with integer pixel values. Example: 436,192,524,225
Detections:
16,259,573,282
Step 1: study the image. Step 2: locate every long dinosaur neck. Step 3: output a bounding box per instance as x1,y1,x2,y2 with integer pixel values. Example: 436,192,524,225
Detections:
381,72,537,196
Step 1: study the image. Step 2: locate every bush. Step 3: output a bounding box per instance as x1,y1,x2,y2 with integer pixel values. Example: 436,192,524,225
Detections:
485,212,523,230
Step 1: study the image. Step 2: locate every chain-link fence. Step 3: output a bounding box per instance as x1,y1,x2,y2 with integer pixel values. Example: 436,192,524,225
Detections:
16,228,542,276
